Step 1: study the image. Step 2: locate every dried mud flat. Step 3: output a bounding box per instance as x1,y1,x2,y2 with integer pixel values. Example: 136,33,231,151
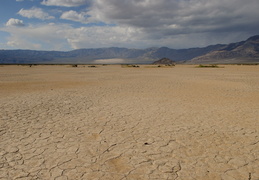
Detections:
0,65,258,180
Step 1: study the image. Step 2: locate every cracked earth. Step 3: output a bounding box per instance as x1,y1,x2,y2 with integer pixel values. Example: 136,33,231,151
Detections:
0,65,258,180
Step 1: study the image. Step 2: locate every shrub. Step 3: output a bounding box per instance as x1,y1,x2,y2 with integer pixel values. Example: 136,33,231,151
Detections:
122,64,139,68
197,64,219,68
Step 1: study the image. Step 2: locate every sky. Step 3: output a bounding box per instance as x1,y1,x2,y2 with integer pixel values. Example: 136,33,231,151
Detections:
0,0,259,51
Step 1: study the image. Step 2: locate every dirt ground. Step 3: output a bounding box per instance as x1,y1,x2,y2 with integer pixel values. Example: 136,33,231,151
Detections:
0,64,258,180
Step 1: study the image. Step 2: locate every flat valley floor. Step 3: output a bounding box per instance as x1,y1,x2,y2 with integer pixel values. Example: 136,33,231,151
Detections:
0,65,258,180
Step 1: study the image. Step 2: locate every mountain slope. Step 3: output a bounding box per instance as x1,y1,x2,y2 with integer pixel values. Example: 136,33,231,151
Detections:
188,35,259,64
152,58,175,65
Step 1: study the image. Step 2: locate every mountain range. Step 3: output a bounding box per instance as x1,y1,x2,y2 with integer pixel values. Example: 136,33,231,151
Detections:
1,35,259,64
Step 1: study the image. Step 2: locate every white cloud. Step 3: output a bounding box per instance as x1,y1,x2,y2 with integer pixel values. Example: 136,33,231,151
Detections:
1,23,70,50
41,0,89,7
7,39,41,50
0,22,147,50
60,10,89,23
18,7,54,20
6,18,25,27
65,25,144,49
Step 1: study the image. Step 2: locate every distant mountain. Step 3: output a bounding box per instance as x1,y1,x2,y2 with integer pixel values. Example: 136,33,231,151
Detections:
1,35,259,64
188,35,259,64
0,45,224,64
152,58,175,65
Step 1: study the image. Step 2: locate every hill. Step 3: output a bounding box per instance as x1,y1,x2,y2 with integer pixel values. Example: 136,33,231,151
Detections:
152,58,175,65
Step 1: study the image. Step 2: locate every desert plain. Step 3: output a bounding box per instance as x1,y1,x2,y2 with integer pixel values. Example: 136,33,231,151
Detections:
0,64,258,180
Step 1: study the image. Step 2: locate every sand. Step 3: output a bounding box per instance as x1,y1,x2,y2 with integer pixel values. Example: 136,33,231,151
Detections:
0,64,258,180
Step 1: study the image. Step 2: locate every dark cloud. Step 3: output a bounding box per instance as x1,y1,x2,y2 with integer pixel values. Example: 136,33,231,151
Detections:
88,0,259,41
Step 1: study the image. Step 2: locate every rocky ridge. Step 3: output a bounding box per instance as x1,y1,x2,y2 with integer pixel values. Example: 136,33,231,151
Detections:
152,58,175,65
189,35,259,64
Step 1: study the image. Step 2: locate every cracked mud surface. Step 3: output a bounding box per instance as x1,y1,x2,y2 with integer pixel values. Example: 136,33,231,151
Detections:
0,65,258,180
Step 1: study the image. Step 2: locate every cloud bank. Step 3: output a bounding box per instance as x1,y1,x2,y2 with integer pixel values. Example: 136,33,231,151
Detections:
87,0,259,36
1,0,259,50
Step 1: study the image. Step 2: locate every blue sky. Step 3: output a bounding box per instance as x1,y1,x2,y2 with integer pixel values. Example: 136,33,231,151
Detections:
0,0,259,51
